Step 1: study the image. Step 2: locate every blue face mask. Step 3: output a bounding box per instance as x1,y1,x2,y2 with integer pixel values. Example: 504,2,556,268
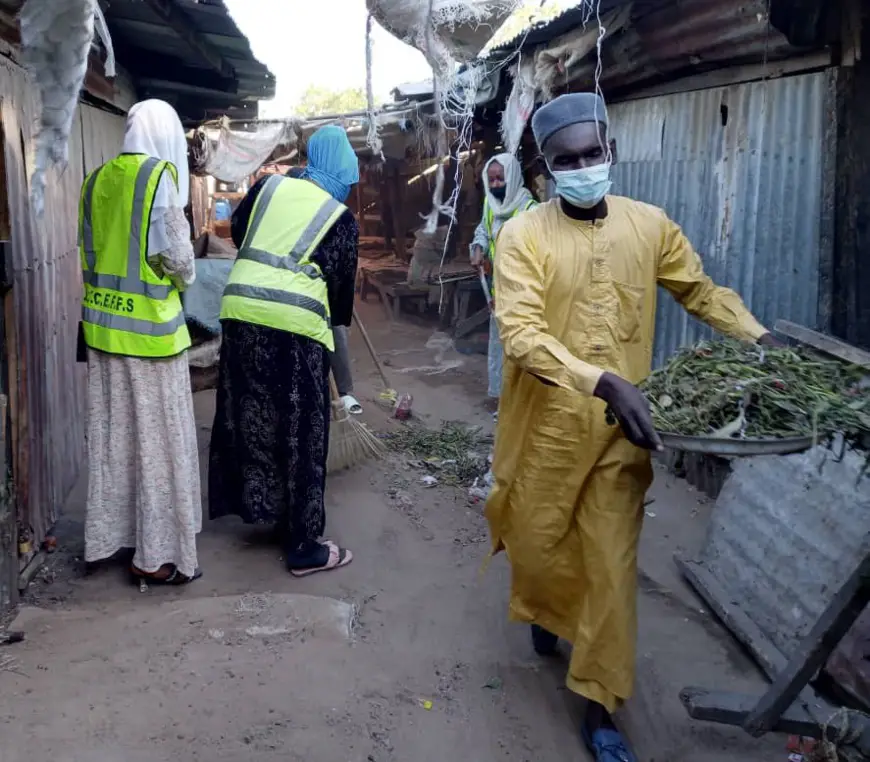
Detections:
550,162,612,209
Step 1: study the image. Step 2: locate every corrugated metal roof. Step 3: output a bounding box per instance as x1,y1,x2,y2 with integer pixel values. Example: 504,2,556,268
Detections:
489,0,610,54
104,0,274,123
0,0,273,123
608,70,833,367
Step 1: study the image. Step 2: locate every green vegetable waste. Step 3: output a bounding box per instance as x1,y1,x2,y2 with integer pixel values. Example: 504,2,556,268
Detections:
385,422,492,485
639,339,870,442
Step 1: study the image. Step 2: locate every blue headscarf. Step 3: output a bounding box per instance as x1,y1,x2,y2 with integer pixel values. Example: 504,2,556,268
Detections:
300,125,359,203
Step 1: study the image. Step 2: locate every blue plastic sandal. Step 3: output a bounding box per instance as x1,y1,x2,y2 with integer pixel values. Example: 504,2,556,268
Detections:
581,727,637,762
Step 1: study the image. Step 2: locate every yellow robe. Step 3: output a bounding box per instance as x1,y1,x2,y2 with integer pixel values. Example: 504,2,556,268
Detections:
486,196,766,713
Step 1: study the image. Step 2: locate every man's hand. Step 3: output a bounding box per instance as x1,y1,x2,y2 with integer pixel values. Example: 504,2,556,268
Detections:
758,332,784,348
594,372,663,451
470,245,485,268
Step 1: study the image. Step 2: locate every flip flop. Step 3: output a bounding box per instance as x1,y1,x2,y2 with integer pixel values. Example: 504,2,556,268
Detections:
289,541,353,578
341,395,363,415
581,726,637,762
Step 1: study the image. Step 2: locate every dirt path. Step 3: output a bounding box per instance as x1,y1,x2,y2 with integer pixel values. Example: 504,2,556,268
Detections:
0,305,783,762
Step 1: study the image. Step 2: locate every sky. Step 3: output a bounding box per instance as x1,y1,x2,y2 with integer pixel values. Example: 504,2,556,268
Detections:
222,0,434,118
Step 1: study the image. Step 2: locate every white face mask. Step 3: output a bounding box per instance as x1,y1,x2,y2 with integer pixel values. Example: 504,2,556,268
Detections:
550,162,612,209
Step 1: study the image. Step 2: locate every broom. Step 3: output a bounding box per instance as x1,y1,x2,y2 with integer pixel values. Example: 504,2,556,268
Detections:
353,309,400,408
327,372,386,474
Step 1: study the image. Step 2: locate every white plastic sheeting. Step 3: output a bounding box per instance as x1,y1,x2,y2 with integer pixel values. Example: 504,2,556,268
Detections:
194,118,296,184
19,0,101,216
367,0,521,79
500,58,536,155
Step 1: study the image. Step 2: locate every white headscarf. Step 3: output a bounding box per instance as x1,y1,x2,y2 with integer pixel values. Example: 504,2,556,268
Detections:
122,99,190,208
483,153,534,222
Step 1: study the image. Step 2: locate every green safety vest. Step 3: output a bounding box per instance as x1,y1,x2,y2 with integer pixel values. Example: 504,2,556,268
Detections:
220,176,345,351
79,154,191,358
484,197,537,261
484,197,537,295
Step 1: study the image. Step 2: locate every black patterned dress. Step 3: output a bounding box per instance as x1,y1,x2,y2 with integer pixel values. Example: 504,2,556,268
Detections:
208,177,358,553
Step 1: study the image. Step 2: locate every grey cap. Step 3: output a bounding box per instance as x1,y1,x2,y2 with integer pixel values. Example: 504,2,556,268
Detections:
531,93,609,150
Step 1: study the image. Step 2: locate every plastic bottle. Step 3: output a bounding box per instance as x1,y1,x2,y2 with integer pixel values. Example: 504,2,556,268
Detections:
395,393,413,421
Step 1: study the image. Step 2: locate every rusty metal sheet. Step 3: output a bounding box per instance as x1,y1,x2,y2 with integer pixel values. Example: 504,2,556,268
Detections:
495,0,809,97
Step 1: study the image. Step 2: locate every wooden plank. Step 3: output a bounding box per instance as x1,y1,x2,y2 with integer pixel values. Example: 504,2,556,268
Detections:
0,389,13,612
3,291,16,517
680,687,819,736
742,551,870,737
621,51,832,103
387,162,406,261
354,183,364,235
455,306,490,339
677,557,836,728
682,687,870,754
774,320,870,367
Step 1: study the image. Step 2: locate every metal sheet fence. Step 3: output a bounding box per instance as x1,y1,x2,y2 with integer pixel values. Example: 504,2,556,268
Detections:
609,71,832,367
0,54,125,587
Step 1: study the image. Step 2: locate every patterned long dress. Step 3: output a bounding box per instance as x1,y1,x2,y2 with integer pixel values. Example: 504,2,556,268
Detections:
84,200,201,578
208,177,358,551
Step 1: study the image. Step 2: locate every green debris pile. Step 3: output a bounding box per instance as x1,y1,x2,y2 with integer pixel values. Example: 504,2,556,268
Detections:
385,422,493,485
639,339,870,442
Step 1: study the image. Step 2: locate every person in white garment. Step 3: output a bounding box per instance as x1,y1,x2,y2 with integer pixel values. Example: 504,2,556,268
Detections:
80,100,201,585
470,153,537,406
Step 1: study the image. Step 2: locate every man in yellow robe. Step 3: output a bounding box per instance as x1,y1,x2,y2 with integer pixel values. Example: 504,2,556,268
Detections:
485,92,780,761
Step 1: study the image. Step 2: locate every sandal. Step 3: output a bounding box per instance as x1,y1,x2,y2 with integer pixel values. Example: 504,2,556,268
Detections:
131,564,203,586
341,394,363,415
288,541,353,577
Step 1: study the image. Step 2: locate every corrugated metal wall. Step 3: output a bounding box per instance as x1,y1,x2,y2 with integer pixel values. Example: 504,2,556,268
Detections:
609,71,832,367
0,54,125,572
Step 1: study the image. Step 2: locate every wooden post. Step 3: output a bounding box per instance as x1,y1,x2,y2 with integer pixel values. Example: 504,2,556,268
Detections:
379,173,395,251
831,2,870,348
386,160,406,261
742,551,870,736
355,179,365,236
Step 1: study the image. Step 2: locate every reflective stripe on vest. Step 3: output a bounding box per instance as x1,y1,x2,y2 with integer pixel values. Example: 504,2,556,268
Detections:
79,155,191,358
484,198,537,260
220,176,346,350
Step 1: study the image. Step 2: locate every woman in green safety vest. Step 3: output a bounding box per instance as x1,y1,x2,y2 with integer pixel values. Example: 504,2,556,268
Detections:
469,153,537,408
79,100,202,586
209,125,359,577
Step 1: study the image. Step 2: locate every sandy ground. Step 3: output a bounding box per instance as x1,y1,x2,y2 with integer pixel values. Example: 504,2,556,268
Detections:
0,301,785,762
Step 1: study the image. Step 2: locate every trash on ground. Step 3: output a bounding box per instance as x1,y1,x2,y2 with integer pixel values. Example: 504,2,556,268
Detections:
386,423,492,486
394,393,414,420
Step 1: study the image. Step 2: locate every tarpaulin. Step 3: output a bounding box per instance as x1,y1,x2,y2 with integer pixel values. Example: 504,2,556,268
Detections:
183,258,234,336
